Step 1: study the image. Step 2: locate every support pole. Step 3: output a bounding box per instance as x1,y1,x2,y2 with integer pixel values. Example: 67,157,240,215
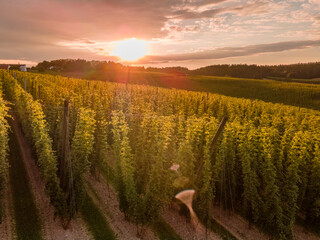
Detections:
38,85,41,100
210,116,228,151
60,99,69,190
196,116,228,178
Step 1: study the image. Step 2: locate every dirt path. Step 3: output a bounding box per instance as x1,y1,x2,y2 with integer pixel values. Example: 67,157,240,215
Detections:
162,204,221,240
0,185,14,240
212,205,320,240
87,173,158,240
293,224,320,240
99,156,220,240
10,114,92,240
212,205,268,240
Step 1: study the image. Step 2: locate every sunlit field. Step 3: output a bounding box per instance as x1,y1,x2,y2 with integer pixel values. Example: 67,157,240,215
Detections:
1,0,320,239
58,69,320,110
1,69,320,240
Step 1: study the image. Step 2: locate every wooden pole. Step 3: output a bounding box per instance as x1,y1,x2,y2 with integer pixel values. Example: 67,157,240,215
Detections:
155,87,159,111
196,116,228,178
113,91,117,110
38,85,41,100
60,99,69,190
67,141,76,218
210,115,228,151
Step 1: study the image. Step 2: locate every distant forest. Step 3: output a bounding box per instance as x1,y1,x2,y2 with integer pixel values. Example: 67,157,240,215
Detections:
32,59,320,79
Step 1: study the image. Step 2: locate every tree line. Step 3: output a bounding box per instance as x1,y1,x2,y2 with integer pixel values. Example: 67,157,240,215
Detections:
192,62,320,80
32,59,320,79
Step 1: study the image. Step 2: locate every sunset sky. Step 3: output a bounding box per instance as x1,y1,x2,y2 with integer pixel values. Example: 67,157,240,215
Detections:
0,0,319,69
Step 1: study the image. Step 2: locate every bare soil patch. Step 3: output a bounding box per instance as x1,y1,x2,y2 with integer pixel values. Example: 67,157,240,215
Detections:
87,173,158,240
212,205,320,240
162,204,221,240
212,205,268,240
0,185,14,240
10,114,92,240
293,224,320,240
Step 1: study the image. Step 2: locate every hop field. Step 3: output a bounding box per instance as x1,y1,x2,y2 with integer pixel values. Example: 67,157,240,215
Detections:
1,70,320,240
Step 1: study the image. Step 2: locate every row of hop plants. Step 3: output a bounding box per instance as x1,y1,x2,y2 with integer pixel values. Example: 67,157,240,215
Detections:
0,74,10,223
0,71,96,225
1,70,68,220
12,70,320,124
10,70,320,238
214,122,320,239
109,110,320,239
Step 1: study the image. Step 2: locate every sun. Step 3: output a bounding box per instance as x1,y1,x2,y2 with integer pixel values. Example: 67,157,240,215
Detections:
111,38,148,62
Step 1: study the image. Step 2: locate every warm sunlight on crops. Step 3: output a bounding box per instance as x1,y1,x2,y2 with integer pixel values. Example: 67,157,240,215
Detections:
111,38,148,61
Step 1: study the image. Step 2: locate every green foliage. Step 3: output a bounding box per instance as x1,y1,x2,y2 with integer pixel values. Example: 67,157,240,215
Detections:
144,115,175,222
0,76,9,223
91,119,109,176
5,70,320,239
34,59,320,80
111,111,142,223
1,70,68,220
305,135,320,230
239,127,263,223
260,128,283,237
71,107,96,212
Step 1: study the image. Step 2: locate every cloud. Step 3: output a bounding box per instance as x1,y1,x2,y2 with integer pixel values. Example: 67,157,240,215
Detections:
0,0,174,61
0,0,320,66
0,0,272,45
171,1,271,20
0,40,110,63
230,1,271,15
138,39,320,63
0,0,232,62
171,8,223,19
184,0,227,8
0,0,229,42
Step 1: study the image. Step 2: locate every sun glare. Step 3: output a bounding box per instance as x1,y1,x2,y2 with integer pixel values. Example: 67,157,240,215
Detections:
111,38,148,62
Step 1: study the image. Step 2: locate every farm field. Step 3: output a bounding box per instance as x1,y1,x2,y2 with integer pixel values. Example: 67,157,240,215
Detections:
0,69,320,240
263,77,320,85
57,70,320,111
3,0,320,238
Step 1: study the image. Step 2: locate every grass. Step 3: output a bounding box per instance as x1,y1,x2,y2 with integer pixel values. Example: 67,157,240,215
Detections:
100,165,183,240
80,191,117,240
266,76,320,84
207,217,238,240
295,215,320,238
185,75,320,110
151,217,183,240
8,131,43,240
86,181,113,219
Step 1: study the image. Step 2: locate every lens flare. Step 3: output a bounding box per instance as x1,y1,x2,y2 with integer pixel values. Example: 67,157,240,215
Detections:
175,189,204,232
